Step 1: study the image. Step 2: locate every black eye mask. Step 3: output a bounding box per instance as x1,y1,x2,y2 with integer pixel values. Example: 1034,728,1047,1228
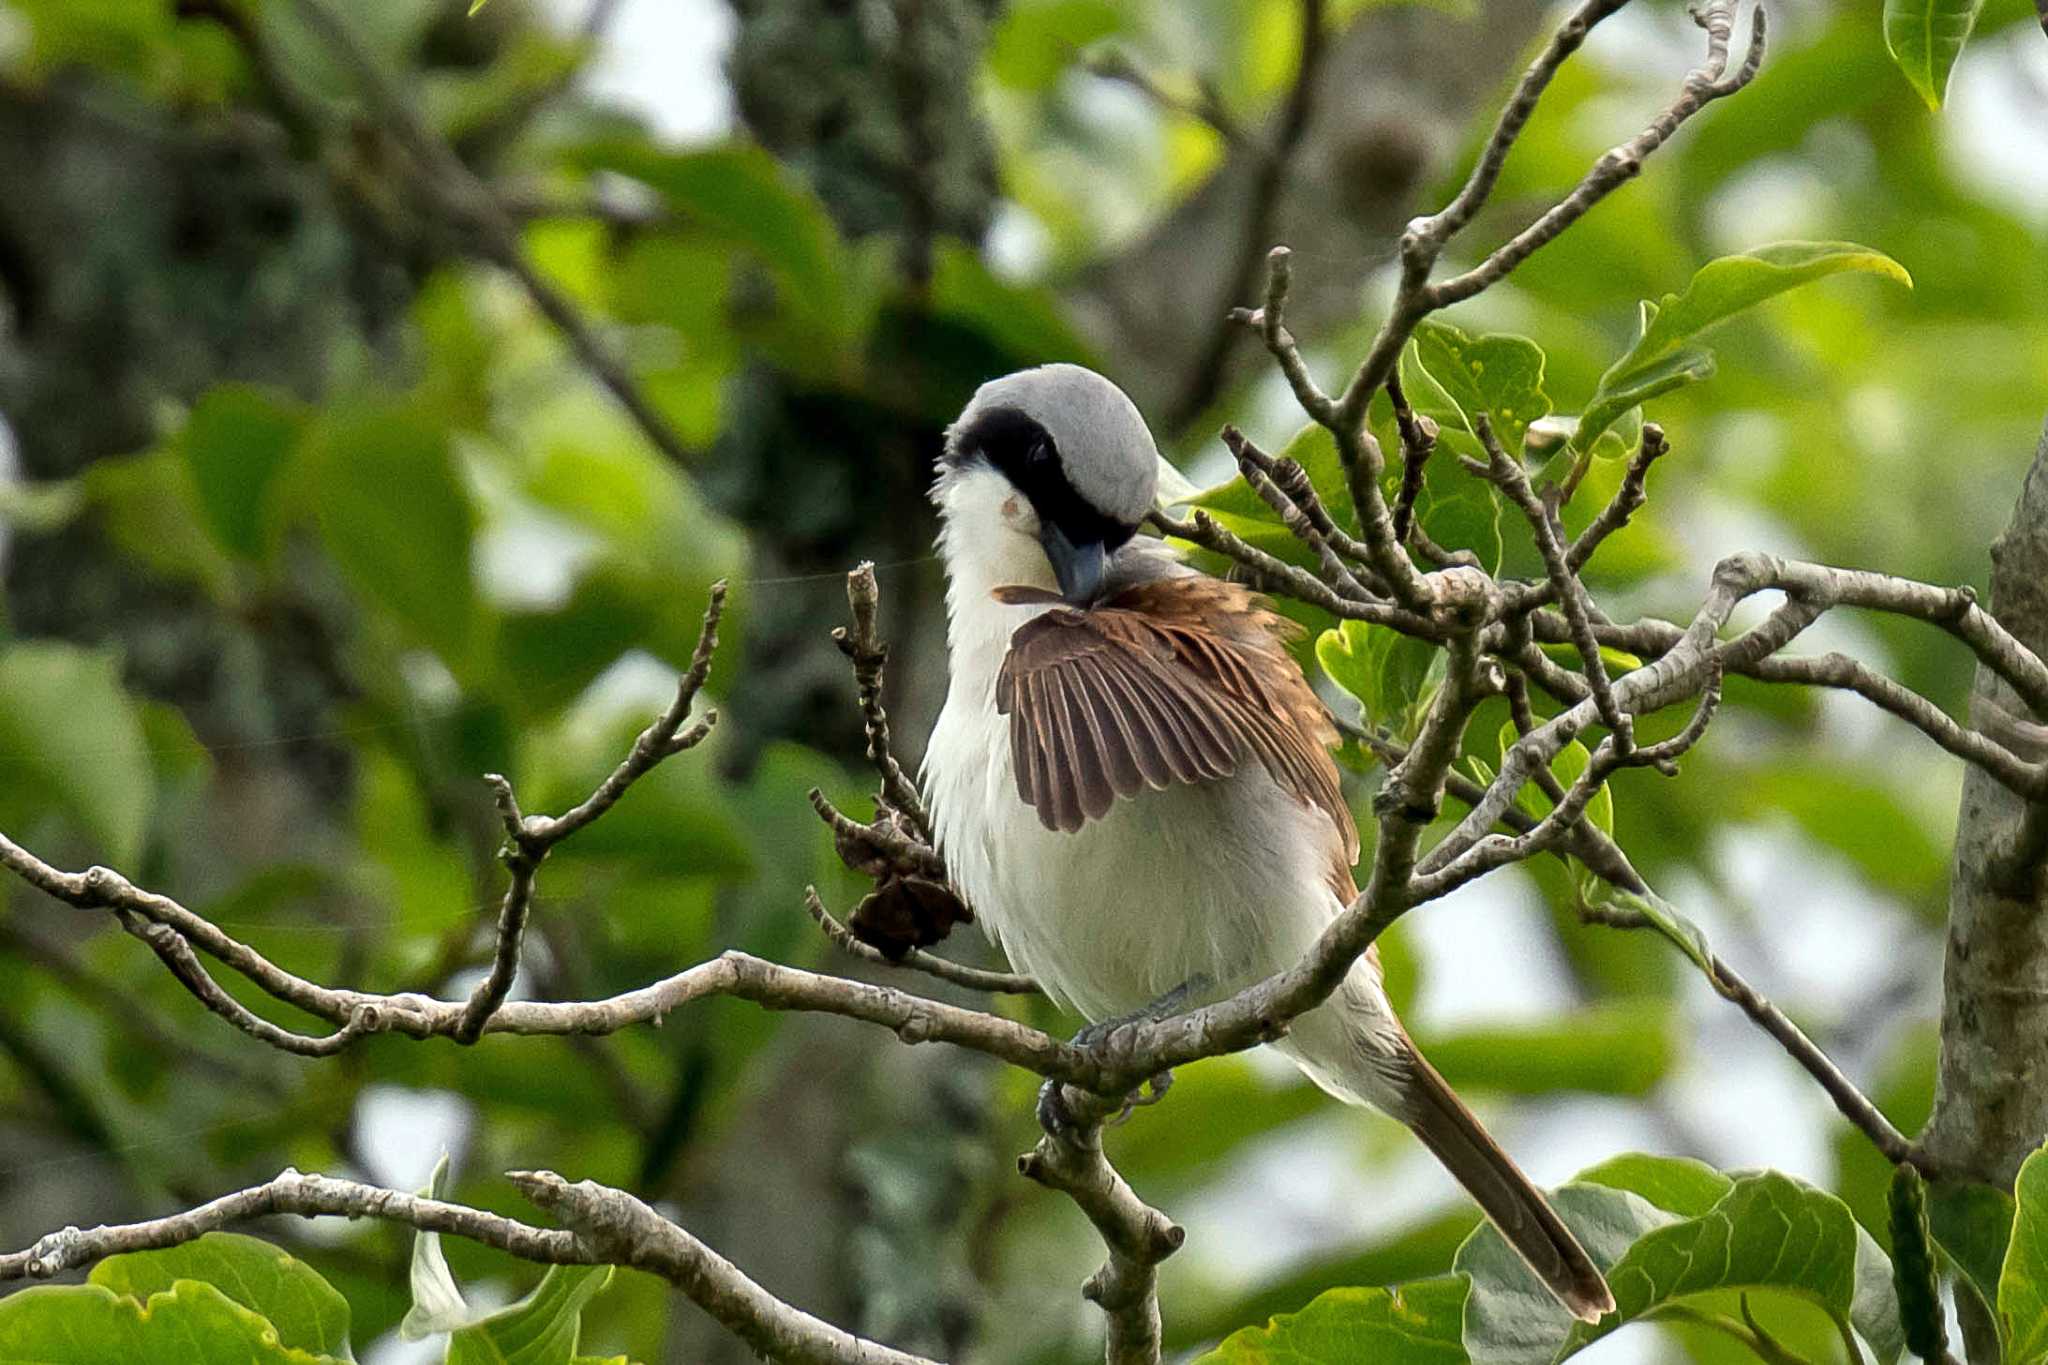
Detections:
947,404,1136,554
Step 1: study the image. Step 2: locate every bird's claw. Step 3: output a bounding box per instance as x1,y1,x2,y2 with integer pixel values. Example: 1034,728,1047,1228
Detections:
1105,1070,1175,1128
1036,1067,1175,1138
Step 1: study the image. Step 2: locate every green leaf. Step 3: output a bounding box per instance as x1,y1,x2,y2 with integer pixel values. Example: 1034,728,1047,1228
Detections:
180,384,305,561
928,240,1096,367
988,0,1125,90
447,1266,615,1365
1573,328,1716,460
400,1154,617,1363
1637,243,1912,363
1457,1169,1899,1365
567,141,867,362
1408,320,1552,453
2000,1144,2048,1362
0,642,153,866
1186,423,1359,559
1200,1275,1471,1364
1574,243,1912,454
1929,1178,2014,1347
1575,1152,1732,1217
1456,1182,1676,1364
1884,0,1987,108
1498,722,1614,839
82,450,234,597
1564,1174,1893,1362
303,404,480,673
90,1232,355,1360
1589,884,1714,976
1318,619,1440,735
496,565,656,718
0,1279,346,1363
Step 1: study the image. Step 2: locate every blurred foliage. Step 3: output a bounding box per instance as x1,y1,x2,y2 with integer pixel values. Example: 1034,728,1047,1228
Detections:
0,0,2042,1361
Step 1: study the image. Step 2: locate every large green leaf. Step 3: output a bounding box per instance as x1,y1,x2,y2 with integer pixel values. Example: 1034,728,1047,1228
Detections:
1550,1173,1896,1363
1407,320,1552,454
1573,243,1911,454
0,641,153,866
0,1279,345,1364
87,1232,355,1360
1201,1275,1471,1364
1883,0,1988,108
180,384,305,561
303,404,481,673
2000,1144,2048,1362
566,141,870,364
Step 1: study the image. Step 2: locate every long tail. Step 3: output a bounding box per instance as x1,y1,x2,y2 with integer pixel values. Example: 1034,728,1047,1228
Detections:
1398,1043,1614,1323
1279,991,1614,1324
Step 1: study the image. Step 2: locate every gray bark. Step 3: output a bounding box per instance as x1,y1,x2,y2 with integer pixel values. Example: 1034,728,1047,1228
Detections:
1922,417,2048,1187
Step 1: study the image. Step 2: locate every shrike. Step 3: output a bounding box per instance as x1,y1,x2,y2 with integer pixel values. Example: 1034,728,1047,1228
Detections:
922,363,1614,1322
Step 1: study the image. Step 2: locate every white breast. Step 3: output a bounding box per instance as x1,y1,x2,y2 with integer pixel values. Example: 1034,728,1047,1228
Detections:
921,552,1348,1023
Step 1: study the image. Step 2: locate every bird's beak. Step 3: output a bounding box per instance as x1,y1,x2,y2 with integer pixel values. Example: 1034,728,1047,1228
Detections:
1040,523,1107,606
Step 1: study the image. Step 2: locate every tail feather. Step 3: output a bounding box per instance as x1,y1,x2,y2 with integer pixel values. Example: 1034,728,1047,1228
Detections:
1399,1045,1615,1324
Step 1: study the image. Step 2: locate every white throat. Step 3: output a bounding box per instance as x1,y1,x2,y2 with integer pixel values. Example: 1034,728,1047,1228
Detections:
932,463,1059,693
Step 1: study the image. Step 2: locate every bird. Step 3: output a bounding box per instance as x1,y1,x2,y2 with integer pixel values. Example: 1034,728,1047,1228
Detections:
919,362,1615,1323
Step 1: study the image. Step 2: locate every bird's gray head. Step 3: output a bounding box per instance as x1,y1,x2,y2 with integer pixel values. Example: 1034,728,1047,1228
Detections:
938,364,1159,605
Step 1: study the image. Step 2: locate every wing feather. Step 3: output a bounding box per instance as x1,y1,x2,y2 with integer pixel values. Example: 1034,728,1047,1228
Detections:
995,577,1359,862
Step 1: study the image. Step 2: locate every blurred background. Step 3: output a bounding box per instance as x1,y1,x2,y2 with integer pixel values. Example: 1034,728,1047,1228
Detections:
0,0,2044,1360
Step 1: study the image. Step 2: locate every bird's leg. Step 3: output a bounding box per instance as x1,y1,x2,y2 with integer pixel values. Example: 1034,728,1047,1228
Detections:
1036,977,1208,1139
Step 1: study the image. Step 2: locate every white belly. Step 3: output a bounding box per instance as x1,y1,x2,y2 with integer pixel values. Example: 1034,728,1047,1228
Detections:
923,679,1346,1022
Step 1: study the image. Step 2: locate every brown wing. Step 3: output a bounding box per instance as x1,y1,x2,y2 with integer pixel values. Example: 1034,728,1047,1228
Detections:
994,576,1359,871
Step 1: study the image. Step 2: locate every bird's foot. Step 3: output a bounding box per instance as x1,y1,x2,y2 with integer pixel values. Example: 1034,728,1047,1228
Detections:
1036,1068,1176,1139
1037,980,1206,1141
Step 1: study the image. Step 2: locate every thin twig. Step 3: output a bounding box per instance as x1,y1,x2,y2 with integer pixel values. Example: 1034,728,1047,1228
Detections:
1386,371,1437,545
453,584,725,1042
1481,415,1633,748
0,1169,592,1281
836,564,934,840
1578,898,1924,1172
1425,4,1766,309
1082,50,1243,147
1567,421,1668,572
805,889,1040,995
1221,426,1374,599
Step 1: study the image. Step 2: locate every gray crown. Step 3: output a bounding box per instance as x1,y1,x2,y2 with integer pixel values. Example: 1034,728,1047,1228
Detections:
948,364,1159,525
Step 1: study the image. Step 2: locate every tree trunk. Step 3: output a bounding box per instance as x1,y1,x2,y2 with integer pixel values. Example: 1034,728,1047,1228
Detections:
1921,416,2048,1186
